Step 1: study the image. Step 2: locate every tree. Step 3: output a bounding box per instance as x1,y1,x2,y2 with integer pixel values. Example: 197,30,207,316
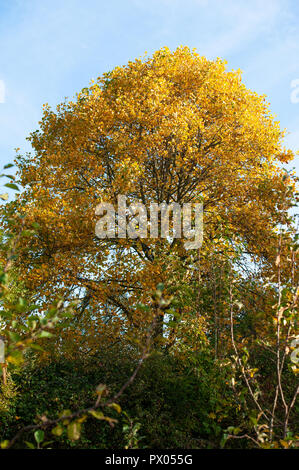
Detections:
7,46,297,350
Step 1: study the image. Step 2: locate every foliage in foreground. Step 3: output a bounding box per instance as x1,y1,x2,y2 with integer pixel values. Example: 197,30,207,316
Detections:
0,351,233,449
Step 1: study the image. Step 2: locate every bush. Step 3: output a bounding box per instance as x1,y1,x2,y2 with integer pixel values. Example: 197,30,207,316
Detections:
2,348,237,449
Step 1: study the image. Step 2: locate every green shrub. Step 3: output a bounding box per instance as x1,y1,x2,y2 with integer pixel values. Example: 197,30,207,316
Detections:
1,348,237,448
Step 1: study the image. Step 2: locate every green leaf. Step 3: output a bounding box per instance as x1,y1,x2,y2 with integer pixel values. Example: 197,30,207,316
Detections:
0,440,10,449
39,331,53,338
67,422,81,441
4,183,19,191
29,344,44,353
21,230,33,237
88,410,117,425
220,434,228,448
108,403,122,414
89,410,104,419
8,331,22,342
51,425,64,437
34,430,44,444
3,163,14,169
25,441,35,449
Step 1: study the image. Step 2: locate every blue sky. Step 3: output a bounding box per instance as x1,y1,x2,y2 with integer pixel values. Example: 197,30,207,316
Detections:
0,0,299,178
